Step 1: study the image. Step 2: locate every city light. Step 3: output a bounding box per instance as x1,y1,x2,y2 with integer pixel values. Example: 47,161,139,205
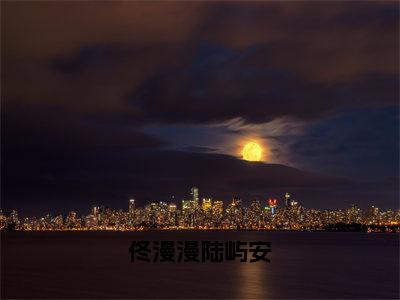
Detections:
1,187,399,232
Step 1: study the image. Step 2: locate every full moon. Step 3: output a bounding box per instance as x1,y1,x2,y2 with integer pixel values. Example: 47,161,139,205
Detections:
242,142,262,161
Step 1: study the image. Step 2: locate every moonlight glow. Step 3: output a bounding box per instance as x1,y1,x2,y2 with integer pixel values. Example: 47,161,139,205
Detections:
242,142,262,161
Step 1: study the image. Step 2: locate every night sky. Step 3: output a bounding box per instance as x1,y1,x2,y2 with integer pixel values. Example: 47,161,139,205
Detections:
2,1,399,215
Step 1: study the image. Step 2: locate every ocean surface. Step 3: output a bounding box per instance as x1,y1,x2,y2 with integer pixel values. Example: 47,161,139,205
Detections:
1,231,399,299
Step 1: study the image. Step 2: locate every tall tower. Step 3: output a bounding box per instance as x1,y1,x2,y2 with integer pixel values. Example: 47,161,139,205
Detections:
92,206,100,216
129,199,135,213
284,192,291,207
190,187,199,204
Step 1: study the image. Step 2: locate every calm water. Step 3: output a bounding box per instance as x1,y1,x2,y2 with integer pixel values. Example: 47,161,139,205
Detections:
1,231,399,299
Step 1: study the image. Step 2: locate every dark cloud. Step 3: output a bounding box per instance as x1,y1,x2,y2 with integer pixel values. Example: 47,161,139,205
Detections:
131,42,398,123
3,101,165,153
3,2,398,124
1,1,398,214
287,107,399,179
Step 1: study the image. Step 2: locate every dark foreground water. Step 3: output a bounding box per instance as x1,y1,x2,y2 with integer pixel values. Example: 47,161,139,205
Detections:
1,231,399,299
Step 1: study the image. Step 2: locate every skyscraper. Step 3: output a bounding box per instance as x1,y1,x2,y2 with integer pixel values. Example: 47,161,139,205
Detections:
268,198,277,215
212,200,223,215
92,206,100,216
284,192,291,207
231,197,242,207
66,211,77,228
190,187,199,204
347,204,361,223
182,200,191,213
129,199,135,213
202,198,212,212
367,206,379,223
168,203,177,212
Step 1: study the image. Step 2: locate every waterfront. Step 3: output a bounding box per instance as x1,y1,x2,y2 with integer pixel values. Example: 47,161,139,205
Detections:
1,231,399,298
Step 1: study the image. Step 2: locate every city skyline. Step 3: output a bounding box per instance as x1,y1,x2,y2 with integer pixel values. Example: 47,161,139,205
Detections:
2,186,399,232
3,184,399,217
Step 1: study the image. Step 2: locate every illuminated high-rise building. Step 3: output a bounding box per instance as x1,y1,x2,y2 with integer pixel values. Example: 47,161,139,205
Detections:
67,211,76,221
232,197,242,207
66,211,77,228
346,204,362,223
250,200,261,211
129,199,135,213
284,192,291,207
367,206,379,223
10,210,19,224
202,198,212,212
159,201,168,208
191,187,199,204
168,203,177,212
268,198,277,215
92,206,100,216
52,215,64,229
92,206,103,222
212,200,223,215
182,200,191,213
85,215,97,228
167,203,178,227
212,200,224,228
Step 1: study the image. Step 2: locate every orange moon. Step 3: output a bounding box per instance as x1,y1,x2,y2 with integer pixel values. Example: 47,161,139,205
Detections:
242,142,262,161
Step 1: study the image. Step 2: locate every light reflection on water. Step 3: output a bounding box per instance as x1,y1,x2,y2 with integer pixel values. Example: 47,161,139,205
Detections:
238,260,269,299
